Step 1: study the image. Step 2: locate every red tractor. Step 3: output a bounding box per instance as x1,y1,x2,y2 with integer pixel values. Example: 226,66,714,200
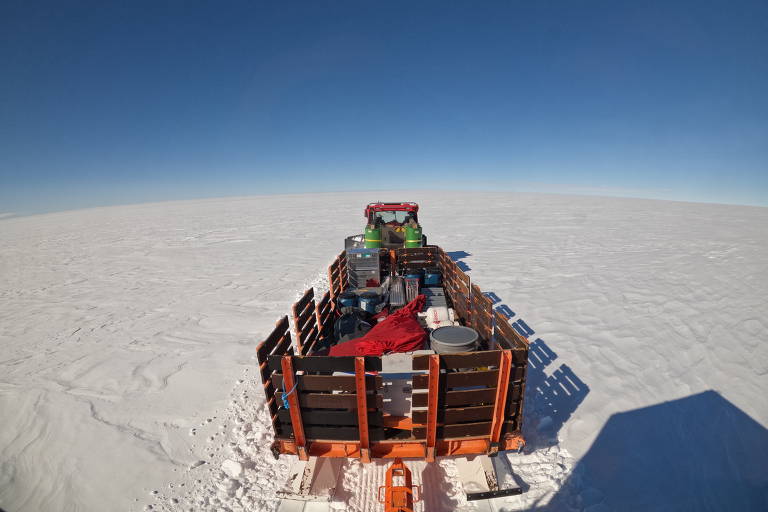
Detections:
363,202,426,249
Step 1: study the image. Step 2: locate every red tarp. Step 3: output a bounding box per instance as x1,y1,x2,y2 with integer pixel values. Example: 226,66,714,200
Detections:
329,295,427,357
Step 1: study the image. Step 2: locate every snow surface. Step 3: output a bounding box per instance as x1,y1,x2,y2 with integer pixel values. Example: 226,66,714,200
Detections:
1,191,766,511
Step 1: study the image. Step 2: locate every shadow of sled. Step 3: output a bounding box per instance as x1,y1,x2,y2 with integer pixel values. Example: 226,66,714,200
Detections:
538,390,768,511
522,337,590,451
446,251,471,272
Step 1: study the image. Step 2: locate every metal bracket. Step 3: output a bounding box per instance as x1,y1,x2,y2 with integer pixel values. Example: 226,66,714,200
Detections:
277,456,343,502
455,454,523,501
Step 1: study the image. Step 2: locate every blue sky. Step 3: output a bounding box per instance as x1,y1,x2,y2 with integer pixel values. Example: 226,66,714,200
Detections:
1,1,766,214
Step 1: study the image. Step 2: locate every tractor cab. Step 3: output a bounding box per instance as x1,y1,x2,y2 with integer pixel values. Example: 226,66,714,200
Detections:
363,202,424,249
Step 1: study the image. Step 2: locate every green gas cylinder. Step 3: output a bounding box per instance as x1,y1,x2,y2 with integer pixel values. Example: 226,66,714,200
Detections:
364,225,382,248
405,225,423,248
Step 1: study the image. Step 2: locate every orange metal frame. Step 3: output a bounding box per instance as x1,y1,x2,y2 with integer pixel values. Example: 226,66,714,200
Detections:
378,458,419,512
355,357,371,463
489,350,513,452
280,356,308,461
425,354,440,462
272,435,525,459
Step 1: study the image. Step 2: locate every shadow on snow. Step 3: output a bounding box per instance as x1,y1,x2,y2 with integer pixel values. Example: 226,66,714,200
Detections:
532,390,768,511
446,250,472,272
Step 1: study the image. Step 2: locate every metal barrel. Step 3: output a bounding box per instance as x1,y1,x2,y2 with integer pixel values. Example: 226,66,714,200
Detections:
364,225,382,248
430,326,479,353
404,225,422,248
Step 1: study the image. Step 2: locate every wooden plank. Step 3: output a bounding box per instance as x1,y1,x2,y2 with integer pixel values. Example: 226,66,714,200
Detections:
277,409,384,427
511,348,528,365
413,421,493,439
501,415,521,434
272,374,382,392
413,370,499,389
268,355,382,373
328,262,338,301
299,325,317,345
400,260,437,270
258,333,290,375
295,303,316,334
413,351,501,370
279,424,386,441
412,405,496,425
268,332,293,367
471,284,493,310
255,316,290,363
413,388,497,407
397,247,438,259
292,288,315,319
316,292,330,311
287,392,383,409
495,314,530,350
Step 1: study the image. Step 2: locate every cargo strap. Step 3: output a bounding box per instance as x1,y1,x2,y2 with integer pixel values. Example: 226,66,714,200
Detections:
281,382,299,409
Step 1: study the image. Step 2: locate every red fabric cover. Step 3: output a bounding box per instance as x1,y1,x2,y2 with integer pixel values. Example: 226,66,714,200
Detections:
329,295,427,357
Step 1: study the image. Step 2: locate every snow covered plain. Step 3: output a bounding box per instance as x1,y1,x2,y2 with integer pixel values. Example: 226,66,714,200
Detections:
1,191,766,511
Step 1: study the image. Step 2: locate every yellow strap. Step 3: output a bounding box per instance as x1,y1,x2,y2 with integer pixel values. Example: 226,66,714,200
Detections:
365,239,382,242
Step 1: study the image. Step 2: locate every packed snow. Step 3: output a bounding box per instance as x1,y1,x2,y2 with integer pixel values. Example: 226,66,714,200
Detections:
0,191,766,511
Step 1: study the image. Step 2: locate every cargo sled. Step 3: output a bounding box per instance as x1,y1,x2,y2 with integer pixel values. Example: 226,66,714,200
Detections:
256,204,530,511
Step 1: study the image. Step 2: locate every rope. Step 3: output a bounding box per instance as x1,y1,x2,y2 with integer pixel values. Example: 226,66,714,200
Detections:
281,381,299,409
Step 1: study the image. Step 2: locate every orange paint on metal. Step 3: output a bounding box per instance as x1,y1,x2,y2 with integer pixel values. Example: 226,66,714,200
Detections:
272,434,525,459
378,458,419,512
382,415,412,430
425,354,440,462
489,350,513,444
280,356,308,461
354,357,371,463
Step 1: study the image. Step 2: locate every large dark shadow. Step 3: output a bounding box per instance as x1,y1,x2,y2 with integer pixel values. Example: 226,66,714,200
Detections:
446,250,472,272
539,391,768,511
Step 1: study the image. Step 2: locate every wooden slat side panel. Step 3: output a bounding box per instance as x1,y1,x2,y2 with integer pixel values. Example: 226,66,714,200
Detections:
471,284,494,312
299,325,317,346
294,393,383,409
255,316,290,364
413,388,496,407
292,289,315,320
413,421,493,439
261,331,293,383
268,355,382,373
295,302,316,334
413,370,499,389
396,247,439,261
276,409,384,427
278,424,386,441
412,405,496,425
272,374,382,392
495,313,530,350
412,351,501,370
